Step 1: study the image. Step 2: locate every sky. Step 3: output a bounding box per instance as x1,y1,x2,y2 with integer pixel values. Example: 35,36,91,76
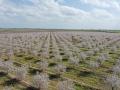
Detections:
0,0,120,30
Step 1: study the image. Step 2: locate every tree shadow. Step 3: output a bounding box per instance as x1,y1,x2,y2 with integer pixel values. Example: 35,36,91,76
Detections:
62,58,68,62
26,86,39,90
60,52,64,55
66,67,74,72
24,56,33,60
49,62,56,67
29,68,41,75
49,51,53,54
16,53,23,57
49,55,54,59
78,71,94,77
34,60,41,63
106,69,113,74
14,62,21,67
3,78,19,86
0,72,7,77
49,74,60,80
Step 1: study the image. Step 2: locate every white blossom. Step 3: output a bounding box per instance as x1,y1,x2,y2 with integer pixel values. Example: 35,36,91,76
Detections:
57,80,75,90
37,60,48,72
33,72,49,90
54,64,66,76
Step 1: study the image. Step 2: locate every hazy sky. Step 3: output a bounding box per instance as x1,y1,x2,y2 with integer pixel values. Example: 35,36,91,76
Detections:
0,0,120,29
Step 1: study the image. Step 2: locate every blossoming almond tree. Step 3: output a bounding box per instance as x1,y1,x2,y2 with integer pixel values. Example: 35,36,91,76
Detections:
57,80,75,90
15,65,28,81
105,75,120,90
37,60,48,72
32,72,49,90
54,64,66,77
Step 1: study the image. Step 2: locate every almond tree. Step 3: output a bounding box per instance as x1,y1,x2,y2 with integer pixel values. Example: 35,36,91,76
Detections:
57,80,75,90
116,59,120,65
89,61,99,71
86,50,95,56
80,52,87,61
15,65,28,81
32,72,49,90
5,60,14,73
94,48,100,53
54,64,66,77
96,54,107,65
111,46,117,53
37,60,48,72
55,54,63,62
105,75,120,90
4,86,13,90
112,65,120,75
69,56,79,67
0,60,14,73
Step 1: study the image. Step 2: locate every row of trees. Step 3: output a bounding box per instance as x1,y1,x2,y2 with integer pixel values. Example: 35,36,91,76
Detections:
0,32,120,90
0,59,74,90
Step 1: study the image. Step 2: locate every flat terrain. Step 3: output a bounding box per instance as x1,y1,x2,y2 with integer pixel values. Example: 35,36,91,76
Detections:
0,29,120,90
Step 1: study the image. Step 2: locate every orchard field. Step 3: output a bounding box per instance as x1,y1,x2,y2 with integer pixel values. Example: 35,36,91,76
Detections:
0,30,120,90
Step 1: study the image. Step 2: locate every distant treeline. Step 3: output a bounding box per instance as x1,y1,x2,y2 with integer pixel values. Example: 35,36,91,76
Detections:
0,28,120,33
